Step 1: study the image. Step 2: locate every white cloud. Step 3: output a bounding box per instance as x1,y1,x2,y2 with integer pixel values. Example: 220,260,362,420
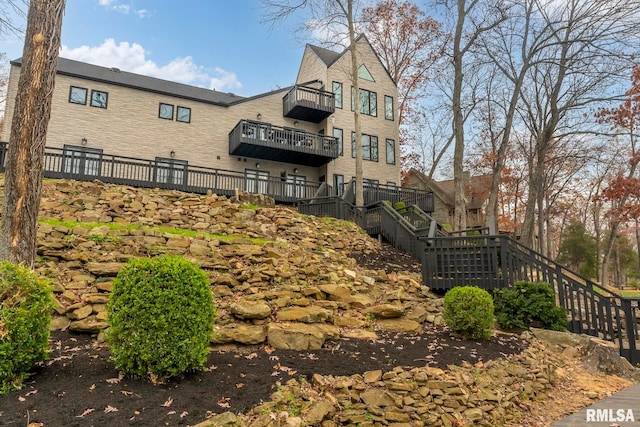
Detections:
60,39,242,91
98,0,144,17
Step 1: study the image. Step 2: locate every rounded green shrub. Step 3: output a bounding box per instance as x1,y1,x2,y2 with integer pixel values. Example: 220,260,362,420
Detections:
106,255,216,382
493,281,566,331
0,261,54,394
443,286,494,340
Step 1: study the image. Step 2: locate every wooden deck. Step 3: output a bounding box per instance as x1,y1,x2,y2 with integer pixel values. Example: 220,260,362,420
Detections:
551,384,640,426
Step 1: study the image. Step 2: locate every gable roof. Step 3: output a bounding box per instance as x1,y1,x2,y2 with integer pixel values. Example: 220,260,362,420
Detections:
11,57,245,106
406,168,492,210
306,34,397,86
308,44,342,67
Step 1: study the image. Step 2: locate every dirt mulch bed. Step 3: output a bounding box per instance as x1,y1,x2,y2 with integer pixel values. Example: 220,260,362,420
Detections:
0,327,525,426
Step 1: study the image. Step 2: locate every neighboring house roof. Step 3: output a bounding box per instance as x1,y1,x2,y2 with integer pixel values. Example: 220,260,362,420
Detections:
10,57,247,106
406,168,491,210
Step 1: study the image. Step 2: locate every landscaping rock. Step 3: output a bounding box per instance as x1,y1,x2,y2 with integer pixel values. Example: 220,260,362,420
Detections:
267,323,326,350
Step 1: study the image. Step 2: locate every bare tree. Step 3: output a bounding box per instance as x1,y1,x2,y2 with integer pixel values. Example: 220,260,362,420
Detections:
0,0,27,38
515,0,640,248
262,0,366,205
361,0,444,129
440,0,506,231
0,0,66,265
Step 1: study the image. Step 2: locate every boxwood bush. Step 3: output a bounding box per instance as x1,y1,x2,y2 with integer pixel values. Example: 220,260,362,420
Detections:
493,281,567,331
443,286,494,340
106,255,216,382
0,261,54,394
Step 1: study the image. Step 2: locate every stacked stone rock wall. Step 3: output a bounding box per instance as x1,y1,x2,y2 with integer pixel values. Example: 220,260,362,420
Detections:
198,340,560,426
25,179,444,349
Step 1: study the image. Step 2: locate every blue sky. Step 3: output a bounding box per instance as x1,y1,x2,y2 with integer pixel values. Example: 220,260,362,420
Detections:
2,0,316,97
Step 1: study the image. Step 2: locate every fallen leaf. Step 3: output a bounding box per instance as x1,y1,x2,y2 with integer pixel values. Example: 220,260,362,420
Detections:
104,405,118,413
76,408,95,418
89,384,96,391
180,411,188,418
262,345,275,354
167,410,176,415
25,390,38,397
18,396,25,402
106,374,123,384
162,397,173,407
27,423,44,427
236,383,245,389
217,397,231,408
121,390,133,397
244,352,258,360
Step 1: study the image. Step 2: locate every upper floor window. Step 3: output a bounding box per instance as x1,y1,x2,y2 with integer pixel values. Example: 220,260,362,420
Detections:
332,82,343,109
90,90,108,109
351,131,379,161
358,64,375,82
384,95,394,121
177,106,191,123
69,86,87,105
386,138,396,165
333,127,343,156
351,87,377,116
159,103,174,120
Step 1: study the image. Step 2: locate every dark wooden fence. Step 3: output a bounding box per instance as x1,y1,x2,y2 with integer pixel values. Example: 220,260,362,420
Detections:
423,234,640,364
340,180,435,213
0,143,330,203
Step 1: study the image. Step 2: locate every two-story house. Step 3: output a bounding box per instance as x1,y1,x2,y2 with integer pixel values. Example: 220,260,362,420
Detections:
1,35,405,204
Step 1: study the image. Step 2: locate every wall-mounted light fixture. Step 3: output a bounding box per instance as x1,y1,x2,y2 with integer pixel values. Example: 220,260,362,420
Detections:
293,120,299,127
255,162,261,168
257,113,262,120
81,137,87,146
293,168,299,174
170,150,176,158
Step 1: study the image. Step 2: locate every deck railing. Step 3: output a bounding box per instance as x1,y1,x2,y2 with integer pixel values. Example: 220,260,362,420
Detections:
283,85,335,119
228,120,339,161
0,143,327,203
340,180,435,213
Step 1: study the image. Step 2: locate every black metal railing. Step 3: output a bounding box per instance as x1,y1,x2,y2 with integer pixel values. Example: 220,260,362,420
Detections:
297,197,433,261
283,85,335,122
340,180,435,213
0,143,329,204
422,234,640,364
229,120,339,166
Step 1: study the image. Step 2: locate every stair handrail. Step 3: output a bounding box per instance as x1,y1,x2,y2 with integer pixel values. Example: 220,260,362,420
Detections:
503,235,620,299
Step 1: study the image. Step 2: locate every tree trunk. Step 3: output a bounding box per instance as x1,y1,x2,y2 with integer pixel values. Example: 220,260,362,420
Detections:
0,0,65,266
452,0,467,232
346,0,364,207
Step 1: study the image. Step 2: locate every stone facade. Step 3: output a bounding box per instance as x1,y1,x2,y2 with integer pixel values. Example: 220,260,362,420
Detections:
1,35,401,191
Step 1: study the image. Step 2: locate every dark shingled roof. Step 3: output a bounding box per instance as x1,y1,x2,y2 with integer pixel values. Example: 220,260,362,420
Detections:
11,57,245,106
308,44,341,66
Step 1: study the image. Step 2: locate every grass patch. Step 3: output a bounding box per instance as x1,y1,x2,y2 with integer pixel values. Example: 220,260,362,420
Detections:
238,203,260,210
39,219,268,245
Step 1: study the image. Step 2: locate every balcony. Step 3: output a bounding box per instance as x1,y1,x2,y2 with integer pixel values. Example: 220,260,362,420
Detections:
229,120,339,167
283,85,335,123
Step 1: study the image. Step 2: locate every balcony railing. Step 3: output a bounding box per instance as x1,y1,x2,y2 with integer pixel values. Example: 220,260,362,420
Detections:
229,120,339,167
0,143,330,204
283,85,335,123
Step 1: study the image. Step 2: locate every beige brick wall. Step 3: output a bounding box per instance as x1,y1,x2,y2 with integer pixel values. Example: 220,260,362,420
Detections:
314,38,401,188
2,37,401,190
